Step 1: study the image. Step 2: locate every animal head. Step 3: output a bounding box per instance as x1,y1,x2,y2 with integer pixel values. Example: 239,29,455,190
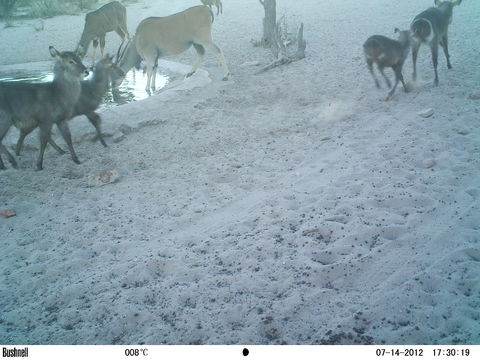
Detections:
49,46,89,79
434,0,462,23
394,28,412,50
110,39,142,88
434,0,462,8
97,54,115,70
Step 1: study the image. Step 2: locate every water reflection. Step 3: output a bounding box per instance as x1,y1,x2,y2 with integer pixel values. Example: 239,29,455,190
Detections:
0,68,170,109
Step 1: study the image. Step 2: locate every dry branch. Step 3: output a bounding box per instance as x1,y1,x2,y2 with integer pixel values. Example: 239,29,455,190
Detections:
256,22,306,74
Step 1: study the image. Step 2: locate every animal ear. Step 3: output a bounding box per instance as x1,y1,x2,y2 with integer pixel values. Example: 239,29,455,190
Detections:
49,46,60,58
434,0,441,6
453,0,462,6
394,28,400,33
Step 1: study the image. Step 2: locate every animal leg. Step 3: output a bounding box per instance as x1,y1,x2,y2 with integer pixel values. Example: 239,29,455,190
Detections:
366,58,380,89
86,112,107,147
0,117,17,169
430,41,439,86
412,41,420,81
207,42,230,80
151,59,159,91
188,44,206,77
397,65,408,93
145,62,154,94
92,38,99,64
16,128,33,156
56,121,80,165
17,125,64,156
378,66,392,89
440,34,452,69
48,136,66,155
36,123,52,170
386,65,402,100
99,35,106,58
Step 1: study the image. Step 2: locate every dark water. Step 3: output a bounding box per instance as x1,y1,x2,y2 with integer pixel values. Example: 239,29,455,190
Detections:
0,69,170,109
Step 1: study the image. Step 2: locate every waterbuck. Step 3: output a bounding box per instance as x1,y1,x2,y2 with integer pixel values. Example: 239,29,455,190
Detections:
0,47,88,170
410,0,462,86
15,56,115,156
364,28,411,100
201,0,223,16
111,6,230,94
77,1,130,62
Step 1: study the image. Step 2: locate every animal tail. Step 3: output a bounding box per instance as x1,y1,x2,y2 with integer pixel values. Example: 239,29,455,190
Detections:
411,19,431,42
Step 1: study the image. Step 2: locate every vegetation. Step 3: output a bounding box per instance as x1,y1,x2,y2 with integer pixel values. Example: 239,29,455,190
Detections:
0,0,18,19
19,0,100,18
0,0,133,20
1,0,137,25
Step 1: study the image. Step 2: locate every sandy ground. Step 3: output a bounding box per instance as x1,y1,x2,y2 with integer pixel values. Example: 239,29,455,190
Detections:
0,0,479,345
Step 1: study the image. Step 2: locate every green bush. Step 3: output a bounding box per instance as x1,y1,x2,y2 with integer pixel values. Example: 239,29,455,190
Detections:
0,0,18,19
78,0,99,10
15,0,99,19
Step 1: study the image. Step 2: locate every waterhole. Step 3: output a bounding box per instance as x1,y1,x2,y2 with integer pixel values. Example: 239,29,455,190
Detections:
0,68,170,109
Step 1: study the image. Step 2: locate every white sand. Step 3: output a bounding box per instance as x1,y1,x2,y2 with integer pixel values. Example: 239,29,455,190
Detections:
0,0,479,345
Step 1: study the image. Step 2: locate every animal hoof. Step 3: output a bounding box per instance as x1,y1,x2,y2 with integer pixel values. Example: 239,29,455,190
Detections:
186,71,195,78
222,76,229,81
73,158,81,165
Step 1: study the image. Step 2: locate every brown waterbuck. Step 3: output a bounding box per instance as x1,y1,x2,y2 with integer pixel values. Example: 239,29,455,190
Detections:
364,28,411,100
111,5,230,94
410,0,462,86
201,0,223,16
15,55,115,156
0,47,88,170
77,1,130,62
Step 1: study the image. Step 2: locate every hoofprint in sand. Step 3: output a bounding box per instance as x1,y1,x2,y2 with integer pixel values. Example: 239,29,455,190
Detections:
1,0,479,345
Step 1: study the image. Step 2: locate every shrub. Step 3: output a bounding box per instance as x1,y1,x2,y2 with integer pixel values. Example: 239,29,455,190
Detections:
0,0,18,19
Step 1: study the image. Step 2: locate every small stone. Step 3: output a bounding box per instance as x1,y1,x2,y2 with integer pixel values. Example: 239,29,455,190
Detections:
112,132,126,143
418,108,434,118
0,210,16,218
87,170,120,187
320,136,332,141
241,61,260,67
422,159,437,169
119,124,135,135
468,93,480,100
456,129,469,135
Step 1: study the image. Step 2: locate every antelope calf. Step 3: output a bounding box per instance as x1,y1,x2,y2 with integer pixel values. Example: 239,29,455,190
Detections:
16,56,115,156
410,0,462,86
201,0,223,16
364,28,411,100
111,6,230,94
0,47,88,170
77,1,130,62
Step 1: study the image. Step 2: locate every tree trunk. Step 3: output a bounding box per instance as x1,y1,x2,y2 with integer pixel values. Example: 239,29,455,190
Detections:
259,0,276,48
